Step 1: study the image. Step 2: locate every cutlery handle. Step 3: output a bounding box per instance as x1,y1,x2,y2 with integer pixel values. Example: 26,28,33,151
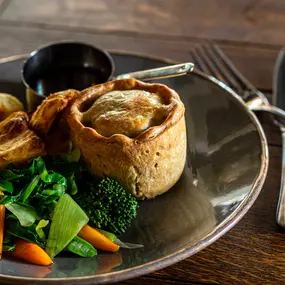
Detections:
115,63,194,81
250,104,285,122
277,127,285,228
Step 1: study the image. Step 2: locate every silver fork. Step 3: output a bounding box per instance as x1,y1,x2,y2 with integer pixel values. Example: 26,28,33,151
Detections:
189,44,271,108
190,44,285,118
189,44,285,227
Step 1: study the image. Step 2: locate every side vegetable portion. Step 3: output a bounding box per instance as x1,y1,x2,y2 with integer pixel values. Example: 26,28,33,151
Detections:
0,156,140,265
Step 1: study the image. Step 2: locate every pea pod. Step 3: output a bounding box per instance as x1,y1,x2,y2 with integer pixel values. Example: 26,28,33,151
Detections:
66,236,97,257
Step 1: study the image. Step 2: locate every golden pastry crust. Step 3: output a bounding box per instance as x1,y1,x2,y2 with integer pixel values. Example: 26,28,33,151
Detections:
0,111,46,168
29,89,80,154
0,93,24,121
29,89,79,137
82,89,169,138
67,78,186,199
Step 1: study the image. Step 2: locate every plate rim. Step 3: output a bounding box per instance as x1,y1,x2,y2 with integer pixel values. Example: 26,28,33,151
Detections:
0,51,269,284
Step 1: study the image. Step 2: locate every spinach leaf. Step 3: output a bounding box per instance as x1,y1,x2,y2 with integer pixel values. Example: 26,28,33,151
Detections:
42,184,65,197
33,192,59,204
0,195,18,205
43,172,66,185
52,183,66,194
26,159,36,175
0,169,24,180
35,201,56,220
5,203,37,227
6,220,46,247
20,175,40,203
35,219,49,239
0,180,14,193
35,157,48,180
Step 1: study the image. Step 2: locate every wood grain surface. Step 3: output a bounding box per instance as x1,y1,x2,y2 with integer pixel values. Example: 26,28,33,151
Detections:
2,0,285,46
0,1,285,284
0,24,281,92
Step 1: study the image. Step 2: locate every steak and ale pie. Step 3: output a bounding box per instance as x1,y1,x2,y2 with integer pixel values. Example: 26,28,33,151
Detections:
67,78,186,199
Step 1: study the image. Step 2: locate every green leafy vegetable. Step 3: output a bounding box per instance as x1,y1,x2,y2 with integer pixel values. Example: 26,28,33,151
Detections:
0,155,140,261
0,180,14,193
74,178,138,235
6,220,45,247
43,172,66,184
0,169,24,180
0,195,17,205
46,194,89,258
66,236,97,257
41,184,65,197
35,219,49,239
5,203,37,227
35,157,48,180
0,157,72,218
20,175,40,203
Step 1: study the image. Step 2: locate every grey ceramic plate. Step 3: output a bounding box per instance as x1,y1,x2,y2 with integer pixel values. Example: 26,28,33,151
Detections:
0,52,268,285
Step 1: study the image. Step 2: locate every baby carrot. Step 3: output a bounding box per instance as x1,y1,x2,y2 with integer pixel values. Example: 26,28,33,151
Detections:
78,225,119,252
8,239,53,266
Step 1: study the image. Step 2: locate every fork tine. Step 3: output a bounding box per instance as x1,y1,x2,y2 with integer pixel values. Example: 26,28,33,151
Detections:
200,44,244,92
193,45,225,83
190,45,243,92
190,47,211,74
190,44,267,105
212,44,257,91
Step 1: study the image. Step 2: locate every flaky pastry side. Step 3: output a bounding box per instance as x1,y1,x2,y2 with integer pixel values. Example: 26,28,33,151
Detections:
29,89,80,155
0,111,46,168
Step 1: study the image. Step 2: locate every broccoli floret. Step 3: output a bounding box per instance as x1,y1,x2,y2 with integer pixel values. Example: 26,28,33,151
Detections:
74,178,138,235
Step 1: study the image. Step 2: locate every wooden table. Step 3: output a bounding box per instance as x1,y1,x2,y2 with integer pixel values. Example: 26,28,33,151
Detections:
0,1,285,284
